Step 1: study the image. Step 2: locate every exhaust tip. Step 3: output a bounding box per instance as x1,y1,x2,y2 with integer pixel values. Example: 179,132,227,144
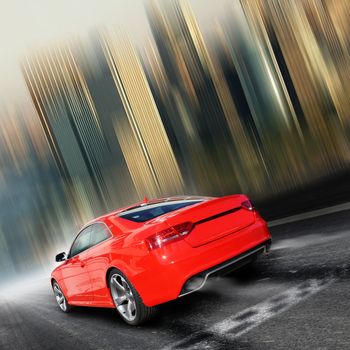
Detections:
180,275,206,296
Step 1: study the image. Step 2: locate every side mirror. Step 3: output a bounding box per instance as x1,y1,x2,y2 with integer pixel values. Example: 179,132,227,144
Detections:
55,252,67,262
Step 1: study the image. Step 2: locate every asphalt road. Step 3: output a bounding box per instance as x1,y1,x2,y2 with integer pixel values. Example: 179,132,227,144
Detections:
1,209,350,350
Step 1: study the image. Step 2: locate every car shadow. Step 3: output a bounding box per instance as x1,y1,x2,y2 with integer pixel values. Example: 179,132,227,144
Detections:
61,262,268,327
61,248,350,328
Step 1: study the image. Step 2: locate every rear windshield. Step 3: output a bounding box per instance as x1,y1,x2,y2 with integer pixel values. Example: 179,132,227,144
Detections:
118,200,203,222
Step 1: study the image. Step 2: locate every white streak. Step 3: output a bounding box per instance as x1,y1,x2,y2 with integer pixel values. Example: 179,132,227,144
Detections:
164,277,334,349
268,202,350,227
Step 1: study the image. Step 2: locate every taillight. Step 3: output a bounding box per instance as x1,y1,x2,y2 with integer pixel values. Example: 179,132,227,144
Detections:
241,200,254,211
146,222,193,250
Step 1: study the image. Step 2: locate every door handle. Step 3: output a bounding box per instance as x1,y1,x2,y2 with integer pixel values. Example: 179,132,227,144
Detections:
80,261,85,268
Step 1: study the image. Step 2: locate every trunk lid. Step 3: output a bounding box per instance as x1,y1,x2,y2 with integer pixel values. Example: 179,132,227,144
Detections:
164,195,255,247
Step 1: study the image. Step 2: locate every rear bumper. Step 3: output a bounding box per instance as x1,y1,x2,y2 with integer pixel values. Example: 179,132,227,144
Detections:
179,239,271,296
131,217,271,306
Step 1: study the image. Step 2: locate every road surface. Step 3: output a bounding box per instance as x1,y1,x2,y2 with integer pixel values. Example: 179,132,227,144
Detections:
1,209,350,349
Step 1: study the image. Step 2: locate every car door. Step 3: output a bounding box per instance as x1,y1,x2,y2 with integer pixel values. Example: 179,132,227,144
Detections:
85,223,113,306
60,226,94,305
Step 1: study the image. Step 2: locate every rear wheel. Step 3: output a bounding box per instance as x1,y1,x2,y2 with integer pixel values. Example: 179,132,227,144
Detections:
109,268,155,325
52,281,72,313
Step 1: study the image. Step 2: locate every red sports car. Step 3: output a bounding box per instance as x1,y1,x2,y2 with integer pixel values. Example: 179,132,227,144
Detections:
51,195,271,325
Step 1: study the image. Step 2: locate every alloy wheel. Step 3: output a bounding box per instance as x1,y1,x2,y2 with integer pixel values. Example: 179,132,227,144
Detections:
110,273,137,321
53,282,67,312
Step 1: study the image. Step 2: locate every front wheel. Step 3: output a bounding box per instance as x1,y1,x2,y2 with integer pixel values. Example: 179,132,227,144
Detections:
52,281,72,313
109,269,155,325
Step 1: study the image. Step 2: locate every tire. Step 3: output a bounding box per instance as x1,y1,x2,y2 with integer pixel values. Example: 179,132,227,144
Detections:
244,256,258,269
52,281,73,313
236,254,264,277
52,280,73,313
108,268,155,325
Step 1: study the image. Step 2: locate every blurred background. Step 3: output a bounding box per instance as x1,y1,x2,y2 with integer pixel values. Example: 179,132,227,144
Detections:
0,0,349,285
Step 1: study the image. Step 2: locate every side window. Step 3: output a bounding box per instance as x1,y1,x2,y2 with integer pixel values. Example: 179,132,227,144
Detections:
90,223,111,247
70,227,92,257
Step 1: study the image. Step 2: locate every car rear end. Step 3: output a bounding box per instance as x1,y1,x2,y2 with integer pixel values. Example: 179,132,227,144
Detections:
117,195,271,306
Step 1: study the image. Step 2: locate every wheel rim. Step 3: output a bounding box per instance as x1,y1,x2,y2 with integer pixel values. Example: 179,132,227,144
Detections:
53,283,67,311
110,273,137,321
